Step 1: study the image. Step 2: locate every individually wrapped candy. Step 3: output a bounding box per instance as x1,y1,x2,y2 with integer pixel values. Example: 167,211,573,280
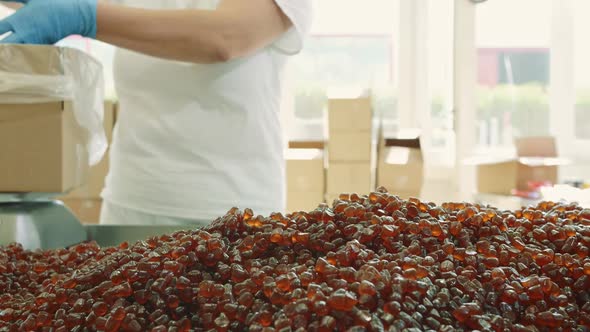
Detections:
0,44,106,165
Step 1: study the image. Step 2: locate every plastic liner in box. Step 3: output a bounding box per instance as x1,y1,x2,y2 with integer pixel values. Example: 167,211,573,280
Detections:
0,44,106,165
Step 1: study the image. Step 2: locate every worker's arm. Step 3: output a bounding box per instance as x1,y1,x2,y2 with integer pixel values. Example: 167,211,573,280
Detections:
97,0,292,63
0,2,21,10
0,0,293,63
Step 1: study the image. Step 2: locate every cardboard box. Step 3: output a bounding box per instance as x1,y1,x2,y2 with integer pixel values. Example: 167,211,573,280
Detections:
286,149,325,193
327,162,373,194
376,130,423,198
515,161,559,192
62,199,102,224
472,157,563,195
0,45,103,193
377,147,424,197
474,160,516,195
286,149,325,212
328,131,373,162
328,96,372,132
59,102,116,199
0,102,89,193
327,92,375,162
467,136,568,195
286,191,324,212
515,136,557,158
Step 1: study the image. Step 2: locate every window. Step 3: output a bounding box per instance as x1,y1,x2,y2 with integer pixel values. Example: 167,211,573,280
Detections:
292,36,394,121
288,0,398,141
574,0,590,140
475,0,552,149
426,0,454,163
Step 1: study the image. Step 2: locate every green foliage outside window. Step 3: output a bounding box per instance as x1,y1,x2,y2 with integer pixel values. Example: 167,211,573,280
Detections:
477,83,550,137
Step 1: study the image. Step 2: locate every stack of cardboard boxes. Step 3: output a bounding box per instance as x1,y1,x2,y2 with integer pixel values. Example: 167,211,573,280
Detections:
325,94,376,203
285,149,325,212
60,101,117,224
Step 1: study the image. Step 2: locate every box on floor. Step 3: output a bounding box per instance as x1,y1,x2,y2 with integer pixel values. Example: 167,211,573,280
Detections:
376,131,424,198
327,131,374,162
326,141,377,195
326,162,373,195
286,149,324,193
466,137,569,195
285,148,325,212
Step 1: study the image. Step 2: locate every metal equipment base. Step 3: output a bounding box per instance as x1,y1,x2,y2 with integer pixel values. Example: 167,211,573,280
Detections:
0,193,202,250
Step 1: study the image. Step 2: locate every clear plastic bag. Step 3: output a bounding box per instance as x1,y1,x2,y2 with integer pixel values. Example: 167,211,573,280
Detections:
0,44,106,165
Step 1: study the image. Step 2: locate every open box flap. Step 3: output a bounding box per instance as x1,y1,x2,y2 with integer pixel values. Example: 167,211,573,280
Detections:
463,156,516,166
517,157,571,167
285,148,324,160
464,156,571,167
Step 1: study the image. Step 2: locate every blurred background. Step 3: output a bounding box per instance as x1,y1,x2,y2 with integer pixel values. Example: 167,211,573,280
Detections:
2,0,588,215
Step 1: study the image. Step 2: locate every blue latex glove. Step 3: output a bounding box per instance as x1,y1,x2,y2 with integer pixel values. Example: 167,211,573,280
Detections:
0,0,97,44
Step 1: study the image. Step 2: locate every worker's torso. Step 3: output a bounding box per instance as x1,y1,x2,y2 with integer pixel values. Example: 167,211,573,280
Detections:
103,0,288,221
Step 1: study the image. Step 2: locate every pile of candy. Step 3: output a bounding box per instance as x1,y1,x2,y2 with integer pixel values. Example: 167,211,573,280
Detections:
0,189,589,331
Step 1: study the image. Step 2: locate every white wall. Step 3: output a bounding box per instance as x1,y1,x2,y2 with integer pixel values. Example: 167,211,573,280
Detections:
311,0,396,34
476,0,551,48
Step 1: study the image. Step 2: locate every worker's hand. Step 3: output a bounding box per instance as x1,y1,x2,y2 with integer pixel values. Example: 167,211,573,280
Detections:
0,0,96,44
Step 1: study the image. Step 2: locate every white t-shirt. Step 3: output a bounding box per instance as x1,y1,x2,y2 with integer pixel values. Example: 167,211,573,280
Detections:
102,0,312,221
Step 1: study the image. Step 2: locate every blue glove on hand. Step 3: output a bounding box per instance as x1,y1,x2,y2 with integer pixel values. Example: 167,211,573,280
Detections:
0,0,97,44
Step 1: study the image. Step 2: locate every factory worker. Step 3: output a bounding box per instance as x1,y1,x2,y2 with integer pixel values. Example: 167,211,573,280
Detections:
0,0,313,225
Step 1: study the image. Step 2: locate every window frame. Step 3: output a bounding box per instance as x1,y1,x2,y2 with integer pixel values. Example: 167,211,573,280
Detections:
294,33,396,86
553,0,590,162
453,0,590,199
